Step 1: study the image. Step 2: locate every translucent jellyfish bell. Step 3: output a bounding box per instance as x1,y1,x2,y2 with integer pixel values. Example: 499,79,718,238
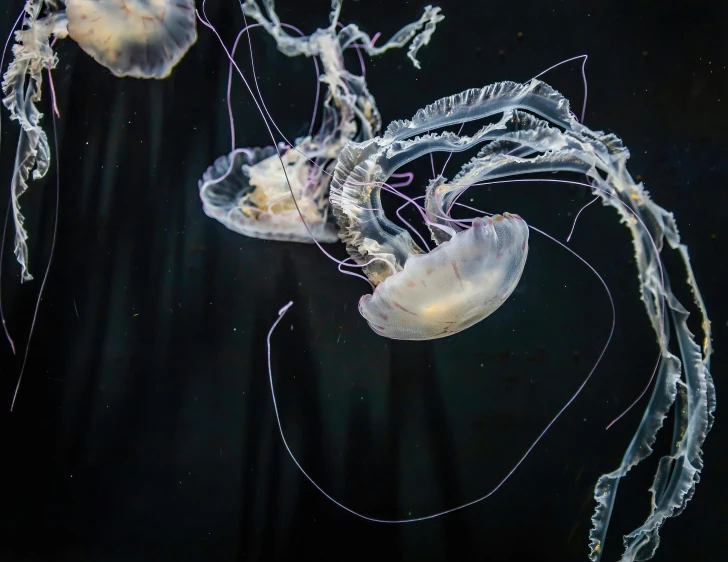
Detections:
199,145,339,243
64,0,198,79
358,213,528,339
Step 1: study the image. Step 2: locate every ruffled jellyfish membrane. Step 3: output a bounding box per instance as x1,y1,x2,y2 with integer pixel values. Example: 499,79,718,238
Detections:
267,78,714,562
2,0,197,281
1,0,196,409
197,0,443,243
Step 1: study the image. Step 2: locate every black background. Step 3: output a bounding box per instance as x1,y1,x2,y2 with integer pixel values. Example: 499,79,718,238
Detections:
1,1,725,561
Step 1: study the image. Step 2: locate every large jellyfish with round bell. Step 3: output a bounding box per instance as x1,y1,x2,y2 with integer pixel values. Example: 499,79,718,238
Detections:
353,210,528,340
264,78,715,562
197,0,443,243
2,0,197,282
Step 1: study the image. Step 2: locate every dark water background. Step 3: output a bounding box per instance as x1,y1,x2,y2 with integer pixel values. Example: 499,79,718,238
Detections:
0,1,726,561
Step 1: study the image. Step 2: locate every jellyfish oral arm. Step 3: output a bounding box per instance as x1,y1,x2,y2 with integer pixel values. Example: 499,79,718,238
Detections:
241,0,444,70
2,1,61,281
336,4,445,69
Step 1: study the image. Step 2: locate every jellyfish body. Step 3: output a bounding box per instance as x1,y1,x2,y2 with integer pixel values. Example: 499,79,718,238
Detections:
1,0,197,280
198,0,444,243
65,0,198,79
199,145,338,243
360,214,528,340
330,78,714,562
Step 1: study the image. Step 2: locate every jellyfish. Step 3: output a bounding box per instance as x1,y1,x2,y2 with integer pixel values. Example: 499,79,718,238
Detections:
2,0,197,282
264,78,714,561
197,0,444,243
196,4,714,557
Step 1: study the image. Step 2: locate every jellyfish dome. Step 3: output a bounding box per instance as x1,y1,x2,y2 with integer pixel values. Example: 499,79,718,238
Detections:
199,144,339,243
356,212,528,340
64,0,198,79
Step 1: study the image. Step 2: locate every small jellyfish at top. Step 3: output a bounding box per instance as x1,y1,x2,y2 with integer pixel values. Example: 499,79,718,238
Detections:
197,0,444,243
2,0,197,281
